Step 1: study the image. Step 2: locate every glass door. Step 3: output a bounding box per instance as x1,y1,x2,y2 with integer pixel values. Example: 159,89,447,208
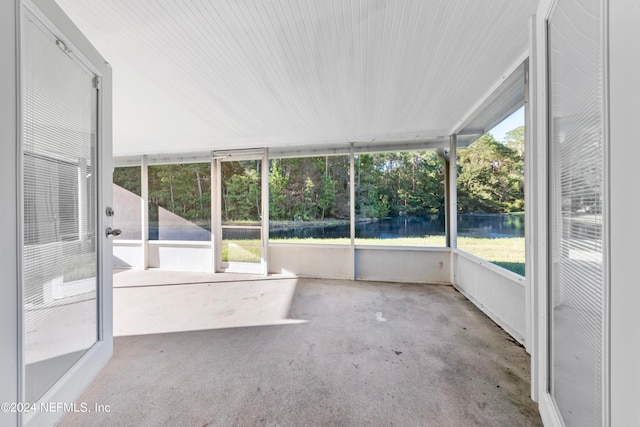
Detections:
22,10,99,403
218,157,265,274
20,5,113,419
547,0,607,425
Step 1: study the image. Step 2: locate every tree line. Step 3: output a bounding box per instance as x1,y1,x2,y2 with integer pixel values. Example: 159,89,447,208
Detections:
113,126,525,224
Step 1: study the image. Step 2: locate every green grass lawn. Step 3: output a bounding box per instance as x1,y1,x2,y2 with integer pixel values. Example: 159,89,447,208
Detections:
457,237,525,276
222,240,262,263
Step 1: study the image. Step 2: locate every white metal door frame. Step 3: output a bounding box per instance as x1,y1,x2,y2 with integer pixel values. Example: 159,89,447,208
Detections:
533,0,611,426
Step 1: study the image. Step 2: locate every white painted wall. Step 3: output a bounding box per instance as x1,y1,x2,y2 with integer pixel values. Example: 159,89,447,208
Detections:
269,243,451,284
609,1,640,424
113,241,143,269
453,251,526,345
269,244,352,279
355,246,450,284
269,244,452,284
114,241,214,271
147,241,213,272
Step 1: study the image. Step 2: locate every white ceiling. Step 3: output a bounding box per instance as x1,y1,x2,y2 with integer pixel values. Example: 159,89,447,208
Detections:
55,0,538,157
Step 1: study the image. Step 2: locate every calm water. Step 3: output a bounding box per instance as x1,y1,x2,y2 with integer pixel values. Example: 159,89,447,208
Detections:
147,213,525,241
269,213,525,240
457,213,524,238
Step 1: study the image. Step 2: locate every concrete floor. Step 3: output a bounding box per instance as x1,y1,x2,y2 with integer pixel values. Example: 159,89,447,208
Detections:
60,270,542,426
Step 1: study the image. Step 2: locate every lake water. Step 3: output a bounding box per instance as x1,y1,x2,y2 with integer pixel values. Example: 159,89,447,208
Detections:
147,213,525,241
269,213,524,240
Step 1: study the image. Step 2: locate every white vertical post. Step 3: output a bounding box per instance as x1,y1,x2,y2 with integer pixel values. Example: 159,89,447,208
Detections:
532,3,553,419
213,158,222,272
261,148,269,276
349,143,356,280
140,155,148,270
448,135,458,249
442,152,451,247
524,35,536,371
449,135,457,286
214,156,218,273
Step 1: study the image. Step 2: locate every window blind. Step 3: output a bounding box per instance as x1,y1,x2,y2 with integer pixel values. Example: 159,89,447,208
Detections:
548,0,605,425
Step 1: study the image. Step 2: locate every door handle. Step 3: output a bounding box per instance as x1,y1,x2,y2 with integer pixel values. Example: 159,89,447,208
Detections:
105,227,122,238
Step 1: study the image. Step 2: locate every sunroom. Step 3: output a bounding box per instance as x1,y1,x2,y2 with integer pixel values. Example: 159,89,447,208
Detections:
1,0,638,426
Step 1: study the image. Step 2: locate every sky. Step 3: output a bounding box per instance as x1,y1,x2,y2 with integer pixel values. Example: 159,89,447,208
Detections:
488,106,524,143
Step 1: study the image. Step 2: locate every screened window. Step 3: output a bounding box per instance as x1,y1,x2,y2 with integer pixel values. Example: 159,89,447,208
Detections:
456,108,525,275
354,150,445,246
269,156,350,244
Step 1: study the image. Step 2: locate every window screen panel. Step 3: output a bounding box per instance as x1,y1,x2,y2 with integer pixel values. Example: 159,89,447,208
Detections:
548,0,605,425
22,13,98,402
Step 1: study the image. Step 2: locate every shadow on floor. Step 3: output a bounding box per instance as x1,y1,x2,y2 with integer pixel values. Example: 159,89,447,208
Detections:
61,274,542,427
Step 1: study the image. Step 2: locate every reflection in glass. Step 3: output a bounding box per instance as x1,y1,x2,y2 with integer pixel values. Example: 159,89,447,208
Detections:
22,13,98,402
113,166,142,240
148,163,211,241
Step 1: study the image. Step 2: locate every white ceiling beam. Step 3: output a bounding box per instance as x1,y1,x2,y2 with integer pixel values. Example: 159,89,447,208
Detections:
450,50,529,137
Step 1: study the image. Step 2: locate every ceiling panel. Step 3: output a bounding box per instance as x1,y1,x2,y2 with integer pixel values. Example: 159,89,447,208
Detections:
55,0,538,156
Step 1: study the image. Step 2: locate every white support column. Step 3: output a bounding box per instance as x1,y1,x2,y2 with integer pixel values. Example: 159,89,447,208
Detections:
525,22,537,369
349,143,356,280
212,158,222,273
140,155,149,269
448,135,457,286
532,3,553,419
261,148,269,276
442,152,451,247
448,135,458,249
214,158,218,273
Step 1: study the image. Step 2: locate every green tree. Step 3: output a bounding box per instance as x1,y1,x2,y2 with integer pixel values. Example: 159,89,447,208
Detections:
222,164,261,221
144,163,211,229
302,177,315,220
113,166,141,196
317,174,336,220
457,133,523,213
504,126,525,211
269,160,289,220
505,126,525,159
